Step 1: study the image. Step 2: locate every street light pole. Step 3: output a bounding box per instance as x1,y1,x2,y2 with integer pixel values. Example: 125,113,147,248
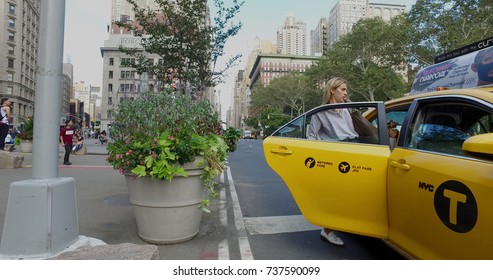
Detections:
0,0,82,259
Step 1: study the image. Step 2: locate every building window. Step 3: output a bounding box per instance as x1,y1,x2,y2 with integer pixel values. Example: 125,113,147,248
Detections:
7,73,13,81
109,57,114,66
120,71,135,79
108,97,113,105
9,4,15,14
120,57,135,66
8,18,15,28
8,45,14,55
109,71,113,79
8,58,14,68
108,84,113,92
8,32,15,41
7,87,13,95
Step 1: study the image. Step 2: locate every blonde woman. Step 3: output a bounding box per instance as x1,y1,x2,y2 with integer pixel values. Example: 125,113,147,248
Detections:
307,77,358,246
307,77,358,142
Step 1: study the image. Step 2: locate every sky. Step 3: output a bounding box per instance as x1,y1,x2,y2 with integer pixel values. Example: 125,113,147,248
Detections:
63,0,417,121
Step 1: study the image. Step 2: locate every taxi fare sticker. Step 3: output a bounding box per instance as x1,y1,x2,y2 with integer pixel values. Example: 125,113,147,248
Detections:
304,158,372,174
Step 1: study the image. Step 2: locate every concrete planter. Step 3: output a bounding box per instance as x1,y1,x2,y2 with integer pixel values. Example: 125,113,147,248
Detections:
19,140,33,153
124,159,205,244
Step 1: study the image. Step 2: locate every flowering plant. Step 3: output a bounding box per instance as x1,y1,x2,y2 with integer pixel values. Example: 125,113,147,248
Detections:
18,116,34,141
107,91,230,211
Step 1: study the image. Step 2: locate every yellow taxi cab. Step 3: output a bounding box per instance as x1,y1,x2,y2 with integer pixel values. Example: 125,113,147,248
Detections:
263,87,493,259
263,38,493,259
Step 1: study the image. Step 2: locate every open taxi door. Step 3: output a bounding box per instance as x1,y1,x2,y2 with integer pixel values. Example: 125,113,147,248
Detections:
263,102,391,238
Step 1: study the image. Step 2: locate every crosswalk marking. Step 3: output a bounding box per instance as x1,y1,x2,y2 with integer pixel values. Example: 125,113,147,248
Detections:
244,215,319,235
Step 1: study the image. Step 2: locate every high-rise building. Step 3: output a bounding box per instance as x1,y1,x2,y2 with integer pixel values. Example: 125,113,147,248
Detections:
62,63,74,121
327,0,368,48
310,18,327,56
0,0,41,126
327,0,406,48
277,15,307,56
111,0,161,23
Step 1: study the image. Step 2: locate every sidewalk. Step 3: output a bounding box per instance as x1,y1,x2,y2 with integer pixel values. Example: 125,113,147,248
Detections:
0,141,224,259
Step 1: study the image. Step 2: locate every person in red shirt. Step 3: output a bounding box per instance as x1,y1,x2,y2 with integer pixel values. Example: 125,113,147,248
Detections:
60,119,74,165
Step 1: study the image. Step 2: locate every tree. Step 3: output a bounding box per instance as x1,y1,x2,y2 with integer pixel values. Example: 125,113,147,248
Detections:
407,0,493,67
116,0,244,97
245,108,291,136
249,73,321,118
306,17,408,101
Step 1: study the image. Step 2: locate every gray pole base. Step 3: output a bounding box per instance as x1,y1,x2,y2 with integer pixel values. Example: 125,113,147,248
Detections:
0,178,79,258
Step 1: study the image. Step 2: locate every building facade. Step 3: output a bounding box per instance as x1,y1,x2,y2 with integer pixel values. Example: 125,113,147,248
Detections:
248,54,319,89
277,15,307,56
367,3,405,21
310,18,327,56
327,0,406,48
62,63,74,118
100,34,162,132
0,0,41,127
327,0,368,48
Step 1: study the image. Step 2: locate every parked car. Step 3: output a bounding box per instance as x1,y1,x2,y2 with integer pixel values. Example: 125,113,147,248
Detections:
263,87,493,259
243,130,252,139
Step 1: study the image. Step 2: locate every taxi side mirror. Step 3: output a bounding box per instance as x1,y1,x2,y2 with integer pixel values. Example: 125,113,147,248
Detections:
462,133,493,160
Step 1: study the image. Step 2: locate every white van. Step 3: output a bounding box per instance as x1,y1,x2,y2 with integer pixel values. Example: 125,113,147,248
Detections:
243,130,252,139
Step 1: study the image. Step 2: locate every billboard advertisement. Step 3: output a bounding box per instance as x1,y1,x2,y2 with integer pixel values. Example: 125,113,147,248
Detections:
410,45,493,94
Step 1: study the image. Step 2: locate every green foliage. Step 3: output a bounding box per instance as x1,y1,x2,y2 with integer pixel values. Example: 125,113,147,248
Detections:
222,127,241,152
407,0,493,67
305,17,408,102
18,116,34,140
107,91,228,212
250,73,322,118
259,109,291,136
116,0,244,97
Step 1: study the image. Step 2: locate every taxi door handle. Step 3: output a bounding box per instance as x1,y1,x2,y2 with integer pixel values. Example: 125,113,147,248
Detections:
270,148,293,155
390,161,410,171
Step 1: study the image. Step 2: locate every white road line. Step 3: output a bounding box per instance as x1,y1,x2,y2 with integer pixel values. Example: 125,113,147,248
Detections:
227,166,254,260
218,175,229,260
219,186,227,227
244,215,319,235
217,239,229,260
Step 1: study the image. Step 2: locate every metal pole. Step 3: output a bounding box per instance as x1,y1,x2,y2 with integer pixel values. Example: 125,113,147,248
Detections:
0,0,84,258
32,0,66,179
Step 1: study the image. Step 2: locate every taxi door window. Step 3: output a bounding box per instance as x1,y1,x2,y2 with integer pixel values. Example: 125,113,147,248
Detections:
305,105,380,144
407,102,493,157
272,115,305,138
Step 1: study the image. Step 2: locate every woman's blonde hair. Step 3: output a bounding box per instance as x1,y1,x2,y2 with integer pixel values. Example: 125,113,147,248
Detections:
323,77,347,104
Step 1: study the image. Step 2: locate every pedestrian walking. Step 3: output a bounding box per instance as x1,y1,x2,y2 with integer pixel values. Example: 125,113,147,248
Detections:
60,119,74,165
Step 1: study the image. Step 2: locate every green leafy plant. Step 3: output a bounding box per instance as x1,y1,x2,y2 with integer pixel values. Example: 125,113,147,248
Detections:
18,116,34,141
107,91,228,212
222,127,241,152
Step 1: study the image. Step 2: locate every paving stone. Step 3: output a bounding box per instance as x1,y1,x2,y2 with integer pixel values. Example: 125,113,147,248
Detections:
48,243,160,260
